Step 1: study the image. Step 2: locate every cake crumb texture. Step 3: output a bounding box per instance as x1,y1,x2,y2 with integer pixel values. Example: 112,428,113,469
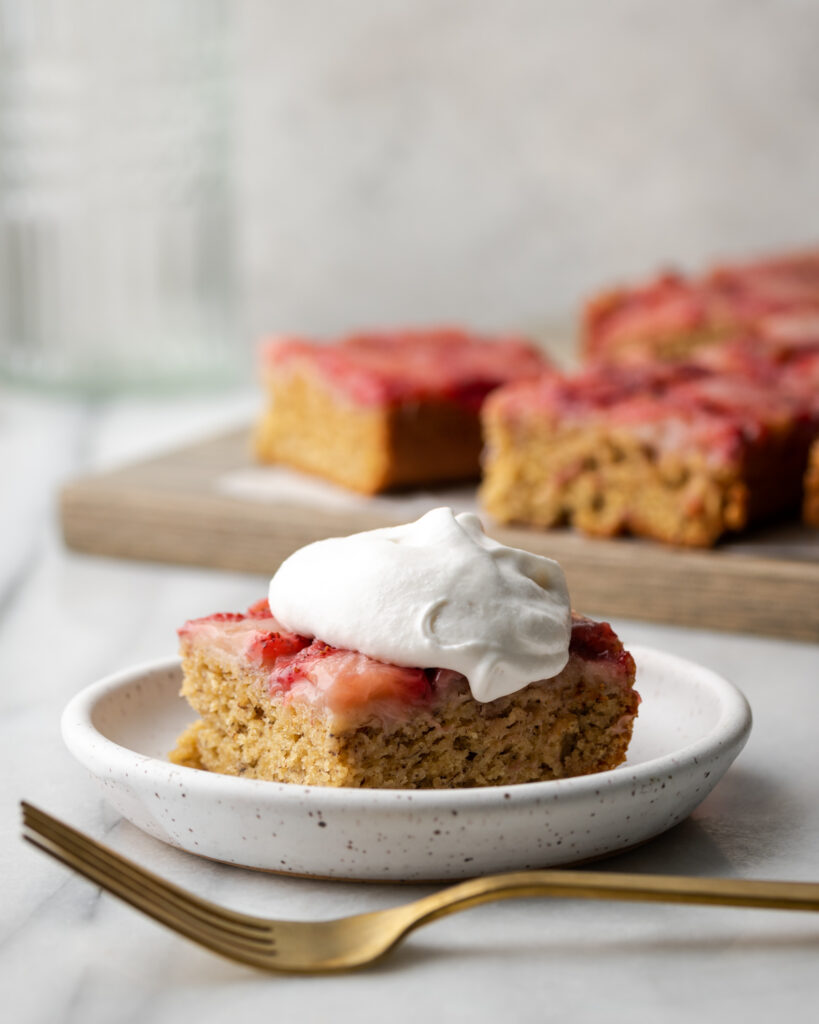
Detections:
480,415,809,547
254,368,484,494
171,643,638,789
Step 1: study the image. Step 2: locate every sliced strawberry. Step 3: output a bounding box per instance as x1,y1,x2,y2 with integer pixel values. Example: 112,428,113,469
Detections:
246,598,272,619
268,641,431,712
569,615,635,675
268,641,332,692
245,629,310,668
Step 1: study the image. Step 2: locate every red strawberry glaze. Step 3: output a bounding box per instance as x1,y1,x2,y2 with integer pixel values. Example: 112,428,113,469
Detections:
707,250,819,320
179,603,432,716
245,630,310,669
259,328,549,411
179,603,633,718
268,642,432,715
706,335,819,405
569,615,636,679
178,605,310,665
245,598,275,618
487,357,816,467
585,250,819,361
584,272,711,356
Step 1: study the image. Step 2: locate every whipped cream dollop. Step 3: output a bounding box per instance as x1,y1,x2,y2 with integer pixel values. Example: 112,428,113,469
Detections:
267,507,572,702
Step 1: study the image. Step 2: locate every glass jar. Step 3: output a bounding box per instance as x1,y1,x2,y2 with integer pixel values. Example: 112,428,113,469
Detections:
0,0,238,394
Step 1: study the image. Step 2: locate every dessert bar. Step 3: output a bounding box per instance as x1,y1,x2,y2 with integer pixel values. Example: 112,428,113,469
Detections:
254,328,549,493
172,601,638,788
481,360,817,546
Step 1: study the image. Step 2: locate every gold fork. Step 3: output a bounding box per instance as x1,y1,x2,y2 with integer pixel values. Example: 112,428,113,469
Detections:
22,801,819,973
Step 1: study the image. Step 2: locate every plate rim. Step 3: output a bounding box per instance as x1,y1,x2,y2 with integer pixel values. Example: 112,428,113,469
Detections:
61,643,753,809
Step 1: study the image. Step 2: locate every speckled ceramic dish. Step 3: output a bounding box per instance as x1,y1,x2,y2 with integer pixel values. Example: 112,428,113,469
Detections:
61,646,751,881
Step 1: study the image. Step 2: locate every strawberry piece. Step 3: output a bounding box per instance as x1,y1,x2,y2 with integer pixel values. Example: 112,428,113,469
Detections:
246,599,273,619
569,615,635,676
245,629,310,668
269,642,432,712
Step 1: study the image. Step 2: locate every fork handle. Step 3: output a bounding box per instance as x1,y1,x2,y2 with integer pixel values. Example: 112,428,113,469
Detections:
406,869,819,930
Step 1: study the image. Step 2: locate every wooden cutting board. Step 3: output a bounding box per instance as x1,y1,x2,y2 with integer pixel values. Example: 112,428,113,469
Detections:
59,427,819,642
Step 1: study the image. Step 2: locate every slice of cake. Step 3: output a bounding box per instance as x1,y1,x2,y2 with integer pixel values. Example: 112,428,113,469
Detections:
170,509,639,788
171,604,638,789
582,249,819,366
480,361,817,546
254,328,550,493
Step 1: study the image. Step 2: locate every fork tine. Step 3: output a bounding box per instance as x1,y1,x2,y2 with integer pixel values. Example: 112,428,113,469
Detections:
22,802,268,939
21,803,272,947
23,831,278,969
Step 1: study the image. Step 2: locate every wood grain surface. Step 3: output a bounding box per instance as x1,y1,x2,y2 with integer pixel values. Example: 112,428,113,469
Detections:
59,428,819,642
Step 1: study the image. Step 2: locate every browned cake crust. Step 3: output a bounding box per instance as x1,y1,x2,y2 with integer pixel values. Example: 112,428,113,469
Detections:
170,607,639,790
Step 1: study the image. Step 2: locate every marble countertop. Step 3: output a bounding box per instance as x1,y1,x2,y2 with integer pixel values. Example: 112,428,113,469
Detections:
2,387,818,1024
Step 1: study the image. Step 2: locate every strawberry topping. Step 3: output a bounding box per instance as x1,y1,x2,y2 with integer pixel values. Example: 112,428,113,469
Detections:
260,329,549,409
268,641,432,713
246,598,274,618
245,629,311,668
180,601,637,716
569,615,635,677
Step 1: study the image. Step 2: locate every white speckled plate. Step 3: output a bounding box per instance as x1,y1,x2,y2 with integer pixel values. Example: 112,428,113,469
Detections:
61,646,751,881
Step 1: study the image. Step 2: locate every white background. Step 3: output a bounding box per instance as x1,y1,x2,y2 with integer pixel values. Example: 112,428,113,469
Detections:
234,0,819,339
